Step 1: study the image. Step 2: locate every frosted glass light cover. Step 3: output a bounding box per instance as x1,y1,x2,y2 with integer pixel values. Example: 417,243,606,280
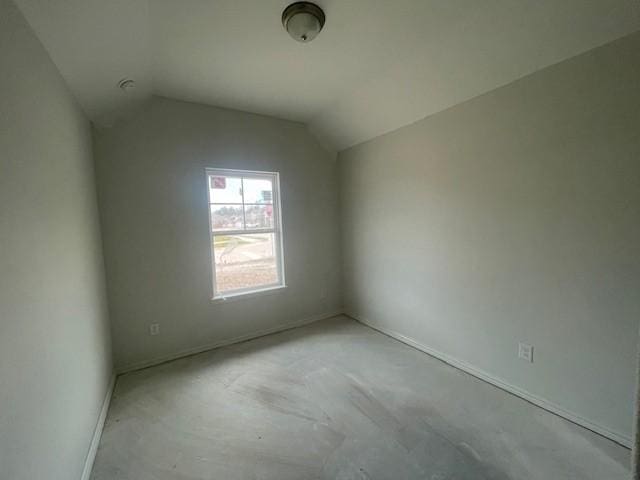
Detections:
286,12,321,42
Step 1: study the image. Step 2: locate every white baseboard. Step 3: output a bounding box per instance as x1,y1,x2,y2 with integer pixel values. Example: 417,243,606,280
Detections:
347,311,632,449
80,374,116,480
117,310,343,374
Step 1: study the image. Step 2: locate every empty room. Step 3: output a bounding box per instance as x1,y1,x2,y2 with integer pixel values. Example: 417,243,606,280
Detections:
2,1,640,479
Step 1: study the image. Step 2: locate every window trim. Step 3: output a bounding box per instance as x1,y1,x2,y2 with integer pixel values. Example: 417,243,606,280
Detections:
205,167,286,301
210,285,287,304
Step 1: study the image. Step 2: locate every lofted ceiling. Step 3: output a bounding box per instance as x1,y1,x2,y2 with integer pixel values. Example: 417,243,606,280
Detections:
15,0,640,151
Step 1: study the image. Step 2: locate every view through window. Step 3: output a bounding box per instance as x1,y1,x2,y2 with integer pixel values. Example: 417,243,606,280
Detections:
206,169,284,298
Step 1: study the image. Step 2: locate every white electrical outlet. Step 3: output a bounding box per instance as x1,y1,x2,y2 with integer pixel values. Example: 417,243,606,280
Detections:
518,343,533,363
149,323,160,336
320,286,328,300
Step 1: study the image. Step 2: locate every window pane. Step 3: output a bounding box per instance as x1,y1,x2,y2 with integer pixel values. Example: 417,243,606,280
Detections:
209,175,242,204
211,204,244,231
213,233,278,294
244,204,274,229
243,177,273,204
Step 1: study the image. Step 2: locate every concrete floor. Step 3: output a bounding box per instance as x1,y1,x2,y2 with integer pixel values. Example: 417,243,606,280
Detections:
91,316,630,480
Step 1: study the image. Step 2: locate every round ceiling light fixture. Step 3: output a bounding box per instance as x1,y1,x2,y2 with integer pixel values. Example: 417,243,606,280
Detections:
282,2,325,43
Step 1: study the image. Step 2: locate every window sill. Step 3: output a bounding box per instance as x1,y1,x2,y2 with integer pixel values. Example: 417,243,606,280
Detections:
211,285,287,304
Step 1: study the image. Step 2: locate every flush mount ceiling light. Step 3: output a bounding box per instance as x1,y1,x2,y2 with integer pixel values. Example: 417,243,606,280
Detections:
282,2,325,43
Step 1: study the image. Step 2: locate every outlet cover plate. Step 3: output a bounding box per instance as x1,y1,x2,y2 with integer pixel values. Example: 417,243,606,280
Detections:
518,342,533,363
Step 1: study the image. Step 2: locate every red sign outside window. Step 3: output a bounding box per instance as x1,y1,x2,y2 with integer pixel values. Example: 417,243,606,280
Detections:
211,176,226,189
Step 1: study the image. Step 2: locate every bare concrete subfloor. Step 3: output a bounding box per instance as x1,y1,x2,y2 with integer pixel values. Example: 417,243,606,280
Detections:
91,316,630,480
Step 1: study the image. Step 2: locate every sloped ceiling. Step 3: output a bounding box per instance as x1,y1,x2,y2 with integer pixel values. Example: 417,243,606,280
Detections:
15,0,640,151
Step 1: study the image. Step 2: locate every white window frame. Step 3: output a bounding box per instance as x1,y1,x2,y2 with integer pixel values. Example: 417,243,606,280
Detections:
206,168,286,301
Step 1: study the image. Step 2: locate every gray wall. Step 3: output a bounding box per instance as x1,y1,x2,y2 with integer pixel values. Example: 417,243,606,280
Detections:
339,32,640,443
93,97,341,372
0,1,113,479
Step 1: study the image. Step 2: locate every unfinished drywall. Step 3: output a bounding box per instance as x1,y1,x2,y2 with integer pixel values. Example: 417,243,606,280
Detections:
0,1,113,479
93,97,341,372
339,32,640,444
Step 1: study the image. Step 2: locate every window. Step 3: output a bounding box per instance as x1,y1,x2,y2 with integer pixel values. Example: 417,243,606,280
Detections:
206,168,285,299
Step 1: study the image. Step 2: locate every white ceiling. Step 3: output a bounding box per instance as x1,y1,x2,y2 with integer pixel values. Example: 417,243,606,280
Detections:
15,0,640,151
